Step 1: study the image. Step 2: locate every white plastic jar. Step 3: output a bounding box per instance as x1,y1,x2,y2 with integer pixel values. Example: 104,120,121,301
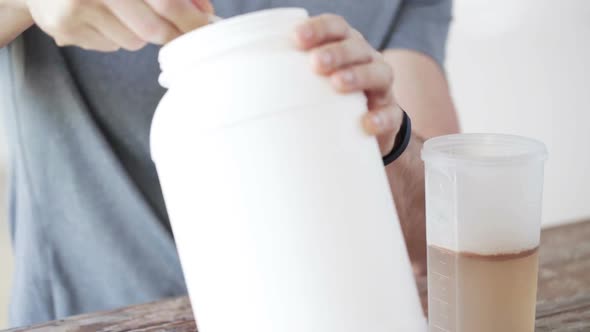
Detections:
151,8,426,332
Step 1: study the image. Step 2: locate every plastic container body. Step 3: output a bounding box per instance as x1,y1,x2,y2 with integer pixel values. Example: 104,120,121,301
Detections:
151,8,426,332
422,134,547,332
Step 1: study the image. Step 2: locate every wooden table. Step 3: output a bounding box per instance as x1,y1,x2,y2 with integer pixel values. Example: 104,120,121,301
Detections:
6,221,590,331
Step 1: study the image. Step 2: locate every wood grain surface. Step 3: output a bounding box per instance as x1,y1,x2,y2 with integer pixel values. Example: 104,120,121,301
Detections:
5,221,590,332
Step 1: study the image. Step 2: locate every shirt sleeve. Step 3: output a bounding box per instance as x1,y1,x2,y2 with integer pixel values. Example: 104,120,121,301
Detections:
384,0,453,69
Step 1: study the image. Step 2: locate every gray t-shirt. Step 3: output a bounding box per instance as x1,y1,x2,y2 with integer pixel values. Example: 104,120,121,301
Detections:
0,0,451,327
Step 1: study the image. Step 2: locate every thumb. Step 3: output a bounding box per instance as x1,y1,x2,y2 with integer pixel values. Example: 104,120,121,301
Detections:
190,0,214,14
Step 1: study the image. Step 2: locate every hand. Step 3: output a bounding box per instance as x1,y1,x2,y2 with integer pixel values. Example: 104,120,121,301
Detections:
294,14,403,156
294,15,427,278
22,0,214,51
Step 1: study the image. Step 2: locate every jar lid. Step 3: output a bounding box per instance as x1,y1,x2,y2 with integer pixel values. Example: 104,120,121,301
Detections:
159,8,309,88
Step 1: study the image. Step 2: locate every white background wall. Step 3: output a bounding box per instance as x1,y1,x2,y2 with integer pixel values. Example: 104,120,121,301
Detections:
446,0,590,226
0,0,589,328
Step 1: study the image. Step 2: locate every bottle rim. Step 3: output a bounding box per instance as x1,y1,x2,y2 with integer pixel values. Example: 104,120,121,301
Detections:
421,133,548,166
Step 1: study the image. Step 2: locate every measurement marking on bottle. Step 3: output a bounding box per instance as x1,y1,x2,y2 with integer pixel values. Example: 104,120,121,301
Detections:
432,297,449,305
429,247,456,332
432,271,451,279
431,323,452,332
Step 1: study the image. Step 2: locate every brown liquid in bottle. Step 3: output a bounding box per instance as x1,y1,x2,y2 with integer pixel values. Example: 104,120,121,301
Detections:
428,246,539,332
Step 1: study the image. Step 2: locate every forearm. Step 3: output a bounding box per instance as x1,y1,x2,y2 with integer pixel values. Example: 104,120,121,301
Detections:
0,1,33,48
384,49,459,138
385,133,426,275
381,50,458,275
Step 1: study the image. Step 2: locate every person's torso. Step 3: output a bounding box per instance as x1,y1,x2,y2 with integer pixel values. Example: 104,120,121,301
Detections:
61,1,402,235
0,0,402,326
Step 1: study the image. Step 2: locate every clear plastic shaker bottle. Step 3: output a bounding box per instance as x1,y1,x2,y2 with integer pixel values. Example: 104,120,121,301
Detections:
422,134,547,332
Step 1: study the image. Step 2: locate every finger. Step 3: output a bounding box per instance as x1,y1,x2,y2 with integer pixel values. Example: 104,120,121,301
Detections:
310,37,374,75
350,28,364,40
56,25,120,52
330,61,393,93
104,0,182,45
86,7,146,51
363,105,401,136
294,14,350,50
363,106,403,155
366,89,395,110
145,0,209,33
190,0,214,13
